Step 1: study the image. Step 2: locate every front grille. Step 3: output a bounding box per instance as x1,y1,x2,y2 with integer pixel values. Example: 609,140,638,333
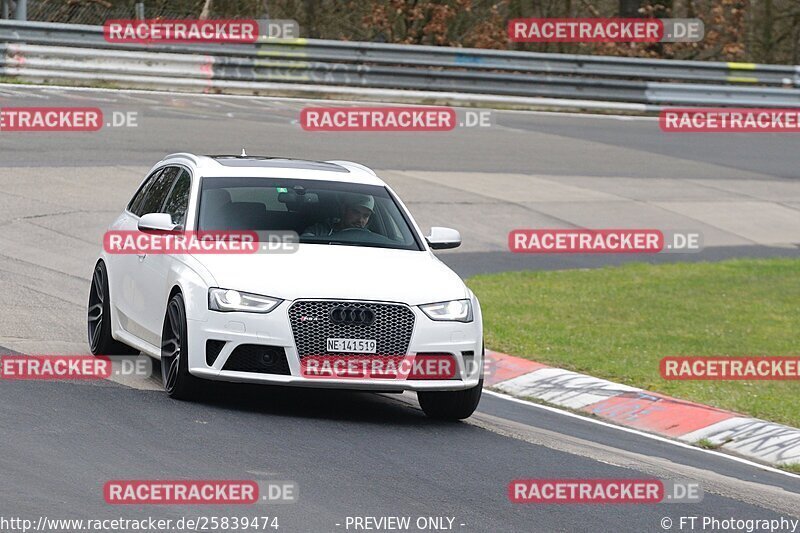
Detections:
289,300,415,358
222,345,291,375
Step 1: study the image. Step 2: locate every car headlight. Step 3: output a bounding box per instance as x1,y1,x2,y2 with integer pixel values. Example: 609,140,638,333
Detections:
208,288,282,313
419,299,473,322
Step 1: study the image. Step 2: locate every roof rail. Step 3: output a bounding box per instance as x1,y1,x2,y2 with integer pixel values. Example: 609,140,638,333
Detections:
163,152,199,164
326,160,376,176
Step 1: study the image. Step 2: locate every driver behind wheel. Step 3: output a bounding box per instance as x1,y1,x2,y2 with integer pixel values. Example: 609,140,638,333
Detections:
301,193,374,237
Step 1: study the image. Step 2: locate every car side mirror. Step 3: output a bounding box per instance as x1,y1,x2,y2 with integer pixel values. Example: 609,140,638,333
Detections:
426,227,461,250
138,213,179,233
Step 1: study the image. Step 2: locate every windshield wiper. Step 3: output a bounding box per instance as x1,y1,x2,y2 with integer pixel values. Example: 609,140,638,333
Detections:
299,239,359,246
328,241,365,247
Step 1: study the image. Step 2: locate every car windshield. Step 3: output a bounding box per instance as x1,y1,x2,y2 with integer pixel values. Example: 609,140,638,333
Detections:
197,177,422,251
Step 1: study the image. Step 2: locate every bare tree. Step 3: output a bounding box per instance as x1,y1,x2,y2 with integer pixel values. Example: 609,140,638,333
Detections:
619,0,641,16
199,0,212,20
762,0,774,62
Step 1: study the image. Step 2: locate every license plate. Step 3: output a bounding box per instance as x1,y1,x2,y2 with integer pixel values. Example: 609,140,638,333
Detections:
326,338,377,353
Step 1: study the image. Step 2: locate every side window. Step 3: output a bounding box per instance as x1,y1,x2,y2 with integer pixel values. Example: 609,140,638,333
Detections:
128,168,163,216
137,167,180,216
162,169,191,226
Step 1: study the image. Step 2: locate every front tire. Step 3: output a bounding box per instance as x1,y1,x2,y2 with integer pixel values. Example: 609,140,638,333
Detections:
418,379,483,420
87,261,138,356
161,293,201,400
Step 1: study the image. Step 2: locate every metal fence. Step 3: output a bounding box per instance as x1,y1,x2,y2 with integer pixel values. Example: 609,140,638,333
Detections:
12,0,201,25
1,19,799,110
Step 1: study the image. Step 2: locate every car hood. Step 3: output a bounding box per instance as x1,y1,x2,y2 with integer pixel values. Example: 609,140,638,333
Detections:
194,244,467,305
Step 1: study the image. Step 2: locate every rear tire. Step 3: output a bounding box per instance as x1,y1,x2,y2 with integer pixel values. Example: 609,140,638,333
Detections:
87,261,139,356
161,293,202,400
418,379,483,420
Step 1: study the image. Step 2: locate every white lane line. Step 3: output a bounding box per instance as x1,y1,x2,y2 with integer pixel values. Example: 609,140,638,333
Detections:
494,107,657,121
0,87,51,98
484,389,800,480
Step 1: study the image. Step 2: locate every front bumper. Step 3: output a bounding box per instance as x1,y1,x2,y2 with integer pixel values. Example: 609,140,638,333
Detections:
186,298,483,391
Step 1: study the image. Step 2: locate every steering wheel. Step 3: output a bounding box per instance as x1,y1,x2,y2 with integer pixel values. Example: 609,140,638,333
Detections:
335,227,371,233
330,226,395,245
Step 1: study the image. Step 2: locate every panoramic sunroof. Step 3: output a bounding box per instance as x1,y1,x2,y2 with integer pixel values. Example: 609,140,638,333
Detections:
209,156,349,172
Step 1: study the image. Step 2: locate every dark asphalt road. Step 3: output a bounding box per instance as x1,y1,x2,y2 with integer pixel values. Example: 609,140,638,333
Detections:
1,379,797,532
0,86,796,181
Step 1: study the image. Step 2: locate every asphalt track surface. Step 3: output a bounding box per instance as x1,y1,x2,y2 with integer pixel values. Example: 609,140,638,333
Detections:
0,85,799,532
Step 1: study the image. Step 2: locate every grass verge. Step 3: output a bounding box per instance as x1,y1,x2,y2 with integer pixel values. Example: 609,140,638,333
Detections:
779,463,800,474
468,258,800,427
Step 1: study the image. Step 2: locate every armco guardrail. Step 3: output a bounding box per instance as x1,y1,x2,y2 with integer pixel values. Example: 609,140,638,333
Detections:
1,19,800,109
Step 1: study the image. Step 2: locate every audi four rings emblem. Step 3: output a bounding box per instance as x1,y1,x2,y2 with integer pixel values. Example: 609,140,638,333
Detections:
329,306,376,326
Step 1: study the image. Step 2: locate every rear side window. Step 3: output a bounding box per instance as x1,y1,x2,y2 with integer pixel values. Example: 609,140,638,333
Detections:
162,169,191,226
136,167,180,217
127,168,163,216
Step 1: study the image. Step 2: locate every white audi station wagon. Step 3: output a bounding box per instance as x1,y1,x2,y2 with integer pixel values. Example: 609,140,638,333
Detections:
88,153,483,419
